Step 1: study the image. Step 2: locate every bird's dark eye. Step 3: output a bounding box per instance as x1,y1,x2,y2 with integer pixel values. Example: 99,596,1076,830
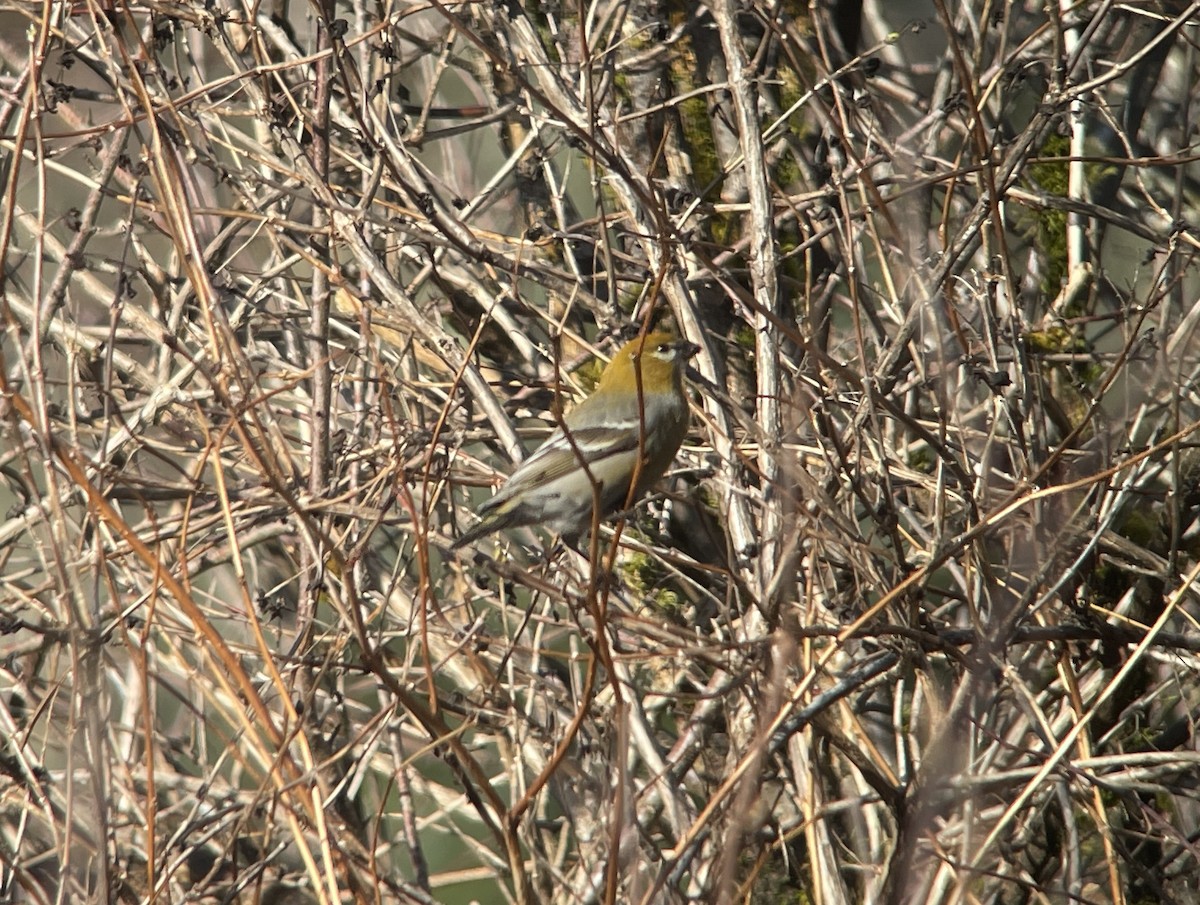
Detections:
657,344,670,354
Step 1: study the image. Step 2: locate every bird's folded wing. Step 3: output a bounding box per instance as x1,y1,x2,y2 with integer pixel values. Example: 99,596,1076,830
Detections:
502,423,645,489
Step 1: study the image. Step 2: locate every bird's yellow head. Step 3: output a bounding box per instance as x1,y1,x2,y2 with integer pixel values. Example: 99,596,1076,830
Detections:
596,331,700,396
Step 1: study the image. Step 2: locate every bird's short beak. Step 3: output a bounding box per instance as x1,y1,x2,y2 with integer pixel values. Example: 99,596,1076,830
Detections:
678,341,702,359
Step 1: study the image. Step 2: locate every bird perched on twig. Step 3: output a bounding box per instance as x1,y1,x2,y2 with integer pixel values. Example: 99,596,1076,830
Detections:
452,331,700,549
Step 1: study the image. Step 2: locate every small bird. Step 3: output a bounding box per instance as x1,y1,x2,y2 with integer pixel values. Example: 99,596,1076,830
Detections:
452,331,700,549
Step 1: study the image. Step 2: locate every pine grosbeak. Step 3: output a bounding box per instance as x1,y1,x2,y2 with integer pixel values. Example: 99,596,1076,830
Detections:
453,331,699,548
